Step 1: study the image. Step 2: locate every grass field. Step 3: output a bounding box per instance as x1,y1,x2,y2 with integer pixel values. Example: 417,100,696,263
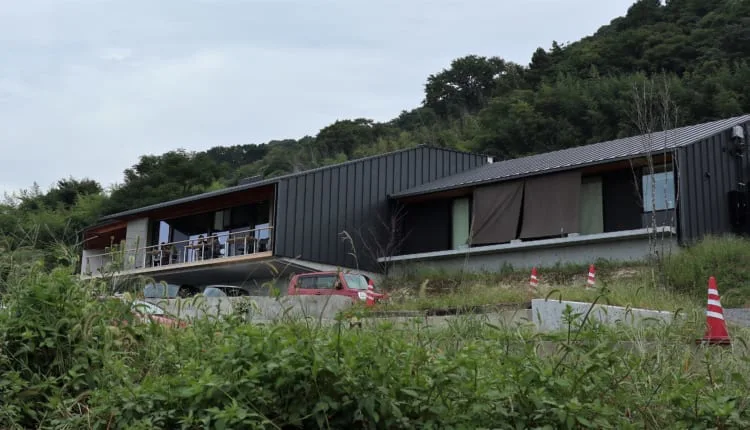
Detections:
380,266,702,315
3,237,750,428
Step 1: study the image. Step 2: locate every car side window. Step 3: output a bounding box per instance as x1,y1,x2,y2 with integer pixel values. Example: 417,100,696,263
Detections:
297,276,317,289
297,275,337,289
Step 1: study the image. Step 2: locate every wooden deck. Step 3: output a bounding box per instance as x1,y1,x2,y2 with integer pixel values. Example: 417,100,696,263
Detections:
81,251,274,279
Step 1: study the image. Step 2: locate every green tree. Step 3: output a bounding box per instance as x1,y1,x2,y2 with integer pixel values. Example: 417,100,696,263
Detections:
424,55,507,117
103,149,222,215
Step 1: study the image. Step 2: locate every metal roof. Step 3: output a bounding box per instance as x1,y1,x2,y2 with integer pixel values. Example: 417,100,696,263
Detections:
391,115,750,199
99,144,485,221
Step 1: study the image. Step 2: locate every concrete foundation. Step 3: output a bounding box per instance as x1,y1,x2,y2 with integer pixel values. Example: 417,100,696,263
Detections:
148,294,355,323
382,227,678,275
530,299,676,332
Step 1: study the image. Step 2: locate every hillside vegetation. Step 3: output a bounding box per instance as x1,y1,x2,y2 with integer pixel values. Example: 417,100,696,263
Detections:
1,0,749,271
2,262,750,428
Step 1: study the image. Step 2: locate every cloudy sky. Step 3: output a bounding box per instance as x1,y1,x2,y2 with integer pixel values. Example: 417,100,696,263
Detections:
0,0,635,196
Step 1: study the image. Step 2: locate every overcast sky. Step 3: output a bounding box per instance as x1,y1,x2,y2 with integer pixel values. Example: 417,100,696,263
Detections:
0,0,635,196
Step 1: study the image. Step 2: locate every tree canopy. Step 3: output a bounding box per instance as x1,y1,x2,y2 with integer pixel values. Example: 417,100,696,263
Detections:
3,0,749,266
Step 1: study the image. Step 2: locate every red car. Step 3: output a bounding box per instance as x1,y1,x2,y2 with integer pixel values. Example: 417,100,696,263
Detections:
130,300,188,328
287,271,388,304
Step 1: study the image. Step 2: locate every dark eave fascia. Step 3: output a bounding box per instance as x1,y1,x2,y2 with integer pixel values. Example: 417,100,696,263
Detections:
98,144,487,222
389,149,677,200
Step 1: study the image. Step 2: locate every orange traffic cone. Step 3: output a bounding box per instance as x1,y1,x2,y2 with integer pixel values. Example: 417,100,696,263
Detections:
529,267,539,295
586,264,596,289
696,276,731,346
365,279,376,307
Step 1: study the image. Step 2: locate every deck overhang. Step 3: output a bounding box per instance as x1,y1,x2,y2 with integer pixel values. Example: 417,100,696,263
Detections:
80,252,374,288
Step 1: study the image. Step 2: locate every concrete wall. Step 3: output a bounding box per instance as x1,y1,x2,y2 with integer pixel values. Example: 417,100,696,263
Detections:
81,248,105,275
125,218,149,270
530,299,675,332
147,294,355,323
384,228,679,275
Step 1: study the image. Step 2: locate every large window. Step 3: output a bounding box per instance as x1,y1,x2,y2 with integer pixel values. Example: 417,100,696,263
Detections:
452,197,470,249
579,176,603,235
642,170,675,212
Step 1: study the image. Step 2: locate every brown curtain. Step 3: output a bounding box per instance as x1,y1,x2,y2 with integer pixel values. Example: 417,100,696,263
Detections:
520,170,581,240
470,180,524,245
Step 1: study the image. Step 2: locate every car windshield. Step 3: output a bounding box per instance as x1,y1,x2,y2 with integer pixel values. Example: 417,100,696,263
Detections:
202,287,226,297
132,301,166,316
203,285,249,297
344,274,369,290
144,283,180,298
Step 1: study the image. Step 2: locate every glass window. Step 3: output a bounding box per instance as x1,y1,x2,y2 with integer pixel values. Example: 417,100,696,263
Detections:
144,283,180,298
344,274,369,290
642,170,675,212
452,197,470,249
297,275,338,289
255,223,270,240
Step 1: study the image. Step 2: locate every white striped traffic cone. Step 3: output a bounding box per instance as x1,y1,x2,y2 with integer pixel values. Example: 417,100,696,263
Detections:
586,264,596,289
529,267,539,295
365,279,376,307
696,276,731,345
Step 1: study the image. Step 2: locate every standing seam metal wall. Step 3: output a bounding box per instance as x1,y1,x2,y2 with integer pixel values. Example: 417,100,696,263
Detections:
273,147,487,269
677,121,750,243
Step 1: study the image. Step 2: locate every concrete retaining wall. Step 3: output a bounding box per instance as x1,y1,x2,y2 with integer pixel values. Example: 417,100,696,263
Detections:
531,299,675,332
384,228,678,275
724,308,750,328
147,295,355,322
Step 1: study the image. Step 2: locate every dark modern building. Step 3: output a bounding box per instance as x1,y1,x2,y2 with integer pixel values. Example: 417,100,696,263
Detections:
80,146,488,285
381,114,750,274
81,114,750,284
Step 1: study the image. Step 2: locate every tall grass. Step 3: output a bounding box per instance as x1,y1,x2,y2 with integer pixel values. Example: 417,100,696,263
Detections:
383,264,699,313
664,235,750,307
2,259,750,428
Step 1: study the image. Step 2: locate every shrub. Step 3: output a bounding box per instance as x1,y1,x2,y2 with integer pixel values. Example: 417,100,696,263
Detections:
0,266,154,429
664,235,750,307
3,258,750,428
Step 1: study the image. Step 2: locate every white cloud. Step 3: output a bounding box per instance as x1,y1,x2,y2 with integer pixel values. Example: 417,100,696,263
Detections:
99,48,134,62
0,0,634,196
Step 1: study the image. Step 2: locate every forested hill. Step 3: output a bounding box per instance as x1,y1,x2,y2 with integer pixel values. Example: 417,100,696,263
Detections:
1,0,749,265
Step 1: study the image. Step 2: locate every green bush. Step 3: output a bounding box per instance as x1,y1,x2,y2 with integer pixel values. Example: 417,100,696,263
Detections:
0,266,152,429
664,235,750,307
3,260,750,429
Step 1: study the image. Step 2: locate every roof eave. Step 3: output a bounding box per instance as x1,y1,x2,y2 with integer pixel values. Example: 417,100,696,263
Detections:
390,150,678,200
98,179,279,222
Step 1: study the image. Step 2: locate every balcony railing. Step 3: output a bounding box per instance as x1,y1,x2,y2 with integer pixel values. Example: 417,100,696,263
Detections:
84,226,273,276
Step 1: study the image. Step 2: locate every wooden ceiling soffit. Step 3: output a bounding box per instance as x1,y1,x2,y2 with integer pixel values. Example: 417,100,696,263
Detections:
85,221,127,236
581,153,673,175
121,185,275,223
84,228,127,250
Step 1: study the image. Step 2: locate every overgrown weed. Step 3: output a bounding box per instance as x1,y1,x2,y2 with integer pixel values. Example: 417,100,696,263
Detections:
665,235,750,307
2,260,750,428
382,271,699,313
3,238,750,429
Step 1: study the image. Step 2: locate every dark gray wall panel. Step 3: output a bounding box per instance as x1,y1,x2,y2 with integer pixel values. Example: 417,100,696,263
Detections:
273,147,488,269
336,165,348,264
602,170,643,232
678,121,750,243
319,169,331,264
400,200,452,254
